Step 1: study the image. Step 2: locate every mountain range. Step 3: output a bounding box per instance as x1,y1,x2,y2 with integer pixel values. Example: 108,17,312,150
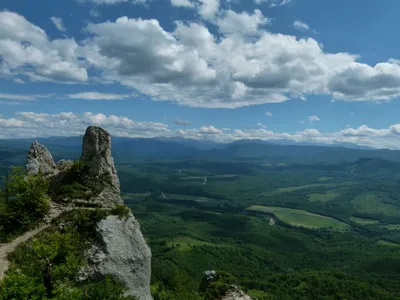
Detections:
0,136,398,166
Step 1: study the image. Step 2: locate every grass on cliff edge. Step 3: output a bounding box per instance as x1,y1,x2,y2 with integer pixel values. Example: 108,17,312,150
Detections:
1,208,135,300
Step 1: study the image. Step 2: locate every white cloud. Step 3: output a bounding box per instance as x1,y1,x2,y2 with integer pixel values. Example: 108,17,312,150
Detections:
0,11,87,83
50,17,67,32
0,93,52,101
171,118,191,126
198,125,223,134
0,112,169,139
254,0,291,7
308,115,320,122
293,20,309,31
67,92,134,100
2,10,400,108
171,0,194,7
330,62,400,101
78,0,151,4
89,9,101,17
217,9,269,36
13,78,24,84
198,0,220,20
3,111,400,149
265,111,272,117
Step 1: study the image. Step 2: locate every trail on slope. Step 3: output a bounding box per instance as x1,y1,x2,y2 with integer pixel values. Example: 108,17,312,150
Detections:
0,204,63,281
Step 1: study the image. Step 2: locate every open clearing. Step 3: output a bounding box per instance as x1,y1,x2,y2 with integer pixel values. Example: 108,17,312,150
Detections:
350,217,379,225
352,192,400,217
164,193,220,203
377,240,400,247
381,224,400,231
260,182,355,196
308,190,342,202
246,206,349,231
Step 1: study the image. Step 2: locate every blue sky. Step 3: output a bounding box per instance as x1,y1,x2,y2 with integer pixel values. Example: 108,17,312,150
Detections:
1,0,400,149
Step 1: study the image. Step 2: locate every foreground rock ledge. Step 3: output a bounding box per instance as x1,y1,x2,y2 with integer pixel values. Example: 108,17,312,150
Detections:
26,126,153,300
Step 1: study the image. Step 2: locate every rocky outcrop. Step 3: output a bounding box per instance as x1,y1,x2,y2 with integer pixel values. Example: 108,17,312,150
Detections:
80,126,123,207
25,126,153,300
80,213,152,300
222,287,252,300
26,141,58,176
201,270,252,300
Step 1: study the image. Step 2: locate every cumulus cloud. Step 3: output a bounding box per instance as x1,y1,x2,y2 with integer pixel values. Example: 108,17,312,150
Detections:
198,0,220,20
217,9,269,36
171,0,194,7
3,111,400,149
198,125,223,134
293,20,309,31
0,11,87,83
50,17,66,32
0,112,169,139
3,10,400,108
308,115,320,122
254,0,291,7
265,111,273,117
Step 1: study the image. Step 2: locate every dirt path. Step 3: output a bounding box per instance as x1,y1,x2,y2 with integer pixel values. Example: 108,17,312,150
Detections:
0,205,63,281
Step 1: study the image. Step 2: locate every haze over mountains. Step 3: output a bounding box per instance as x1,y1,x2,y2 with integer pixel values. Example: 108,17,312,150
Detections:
0,135,399,166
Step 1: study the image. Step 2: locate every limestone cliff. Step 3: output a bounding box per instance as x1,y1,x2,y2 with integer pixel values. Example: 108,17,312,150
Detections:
25,126,153,300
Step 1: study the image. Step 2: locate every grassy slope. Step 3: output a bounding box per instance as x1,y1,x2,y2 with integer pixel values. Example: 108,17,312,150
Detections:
246,205,350,230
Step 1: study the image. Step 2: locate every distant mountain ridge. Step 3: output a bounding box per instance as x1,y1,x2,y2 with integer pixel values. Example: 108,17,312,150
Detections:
0,135,398,165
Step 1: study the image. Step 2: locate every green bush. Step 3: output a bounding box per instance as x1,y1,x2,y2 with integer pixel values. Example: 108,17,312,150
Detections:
111,205,131,219
1,214,135,300
0,167,50,241
199,271,237,300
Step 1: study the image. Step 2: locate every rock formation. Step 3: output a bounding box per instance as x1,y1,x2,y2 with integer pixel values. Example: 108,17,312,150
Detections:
80,214,152,300
201,270,252,300
80,126,123,207
24,126,153,300
26,141,58,176
222,287,252,300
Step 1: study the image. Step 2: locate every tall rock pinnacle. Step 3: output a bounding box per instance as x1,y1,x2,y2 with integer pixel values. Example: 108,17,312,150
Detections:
80,126,123,207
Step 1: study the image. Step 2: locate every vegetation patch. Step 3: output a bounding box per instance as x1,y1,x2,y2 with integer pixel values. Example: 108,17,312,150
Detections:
0,167,50,242
166,237,216,252
381,224,400,231
350,216,380,225
246,206,350,231
260,181,355,196
1,209,135,299
377,240,400,247
52,160,112,203
307,191,342,202
352,192,400,217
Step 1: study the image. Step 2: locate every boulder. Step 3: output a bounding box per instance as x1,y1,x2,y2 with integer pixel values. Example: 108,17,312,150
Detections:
80,213,152,300
26,141,58,176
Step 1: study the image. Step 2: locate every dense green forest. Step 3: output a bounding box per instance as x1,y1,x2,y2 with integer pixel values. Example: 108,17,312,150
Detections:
1,142,400,299
119,156,400,299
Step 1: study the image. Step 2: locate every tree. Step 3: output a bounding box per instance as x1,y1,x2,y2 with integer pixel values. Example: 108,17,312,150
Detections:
0,167,50,238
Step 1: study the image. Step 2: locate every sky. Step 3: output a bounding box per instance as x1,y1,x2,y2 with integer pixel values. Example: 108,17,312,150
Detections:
1,0,400,149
